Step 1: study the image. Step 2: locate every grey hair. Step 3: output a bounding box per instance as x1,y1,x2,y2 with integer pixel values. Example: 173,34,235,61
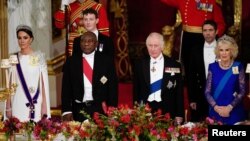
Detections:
146,32,164,49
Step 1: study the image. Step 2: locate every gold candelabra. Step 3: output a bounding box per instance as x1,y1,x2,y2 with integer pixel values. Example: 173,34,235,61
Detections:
0,55,19,101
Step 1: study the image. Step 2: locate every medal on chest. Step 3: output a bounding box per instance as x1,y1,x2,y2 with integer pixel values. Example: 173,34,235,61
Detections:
196,0,213,12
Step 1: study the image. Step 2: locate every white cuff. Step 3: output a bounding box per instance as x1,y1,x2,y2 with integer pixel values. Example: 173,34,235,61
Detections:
60,4,67,11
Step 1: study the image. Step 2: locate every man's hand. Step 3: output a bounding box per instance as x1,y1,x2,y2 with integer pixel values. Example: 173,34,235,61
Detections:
190,102,197,110
102,101,108,114
175,117,183,125
62,113,73,121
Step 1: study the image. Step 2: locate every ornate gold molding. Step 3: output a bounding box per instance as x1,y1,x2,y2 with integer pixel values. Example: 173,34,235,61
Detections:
227,0,242,46
162,11,182,58
234,0,242,27
0,88,9,101
47,54,66,75
0,0,8,88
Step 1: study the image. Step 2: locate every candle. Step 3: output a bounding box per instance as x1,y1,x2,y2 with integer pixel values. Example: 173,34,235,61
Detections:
0,59,11,69
5,69,9,89
1,59,11,89
13,67,16,85
9,55,19,85
9,55,18,64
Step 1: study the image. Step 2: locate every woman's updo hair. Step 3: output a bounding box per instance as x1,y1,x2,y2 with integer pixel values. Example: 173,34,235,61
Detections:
214,34,238,60
16,24,34,39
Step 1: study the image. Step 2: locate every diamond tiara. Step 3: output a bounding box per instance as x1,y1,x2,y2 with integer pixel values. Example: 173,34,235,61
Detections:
16,24,32,32
218,34,236,45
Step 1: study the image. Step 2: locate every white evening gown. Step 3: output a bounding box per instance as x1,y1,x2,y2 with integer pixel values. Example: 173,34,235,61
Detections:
5,51,51,122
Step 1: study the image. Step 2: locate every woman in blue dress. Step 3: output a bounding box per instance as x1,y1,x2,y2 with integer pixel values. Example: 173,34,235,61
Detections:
205,35,247,125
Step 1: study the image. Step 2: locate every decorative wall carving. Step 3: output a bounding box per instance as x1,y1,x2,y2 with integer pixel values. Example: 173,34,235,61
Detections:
110,0,132,81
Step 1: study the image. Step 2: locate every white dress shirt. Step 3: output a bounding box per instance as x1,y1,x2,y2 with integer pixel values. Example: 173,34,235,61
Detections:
203,40,216,77
93,29,99,39
148,54,164,102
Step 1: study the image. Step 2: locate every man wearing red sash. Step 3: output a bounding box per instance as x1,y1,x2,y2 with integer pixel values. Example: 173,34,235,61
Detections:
61,31,118,122
54,0,110,56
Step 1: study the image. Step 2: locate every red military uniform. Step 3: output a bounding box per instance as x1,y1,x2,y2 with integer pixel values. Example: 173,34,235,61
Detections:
161,0,225,36
161,0,226,122
54,0,109,56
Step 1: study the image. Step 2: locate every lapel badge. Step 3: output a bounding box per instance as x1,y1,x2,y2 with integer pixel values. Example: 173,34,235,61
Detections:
167,81,173,89
99,43,104,52
100,76,108,84
232,66,239,74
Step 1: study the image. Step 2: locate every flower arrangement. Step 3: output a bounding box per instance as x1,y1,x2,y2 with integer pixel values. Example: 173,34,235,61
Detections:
172,122,208,141
33,115,62,140
61,120,98,140
61,121,80,139
0,105,223,141
21,120,35,141
92,103,175,141
1,116,23,139
169,117,223,141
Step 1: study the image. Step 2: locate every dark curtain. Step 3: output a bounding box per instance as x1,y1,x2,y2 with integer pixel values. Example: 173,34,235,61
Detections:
127,0,176,42
242,0,250,64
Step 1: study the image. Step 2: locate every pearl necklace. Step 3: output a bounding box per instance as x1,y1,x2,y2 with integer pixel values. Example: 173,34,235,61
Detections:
219,61,233,69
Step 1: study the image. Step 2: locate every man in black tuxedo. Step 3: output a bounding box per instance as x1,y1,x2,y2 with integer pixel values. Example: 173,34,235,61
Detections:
61,31,118,122
133,32,184,124
189,20,218,121
72,8,115,60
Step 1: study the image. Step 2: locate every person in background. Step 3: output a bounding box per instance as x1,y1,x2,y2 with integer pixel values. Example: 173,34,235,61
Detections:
133,32,184,124
205,35,247,125
203,20,218,78
54,0,110,56
160,0,226,122
72,8,115,60
5,24,51,122
61,31,118,122
189,20,218,121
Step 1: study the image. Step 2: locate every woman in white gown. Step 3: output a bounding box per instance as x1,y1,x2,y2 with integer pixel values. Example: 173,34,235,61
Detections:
5,24,50,122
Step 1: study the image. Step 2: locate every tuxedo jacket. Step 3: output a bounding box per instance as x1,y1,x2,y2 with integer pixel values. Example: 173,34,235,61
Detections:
72,32,115,60
133,55,184,118
61,51,118,114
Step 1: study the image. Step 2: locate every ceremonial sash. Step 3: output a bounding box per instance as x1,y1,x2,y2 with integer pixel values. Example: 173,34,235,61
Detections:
82,57,93,84
150,79,162,94
16,55,40,119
